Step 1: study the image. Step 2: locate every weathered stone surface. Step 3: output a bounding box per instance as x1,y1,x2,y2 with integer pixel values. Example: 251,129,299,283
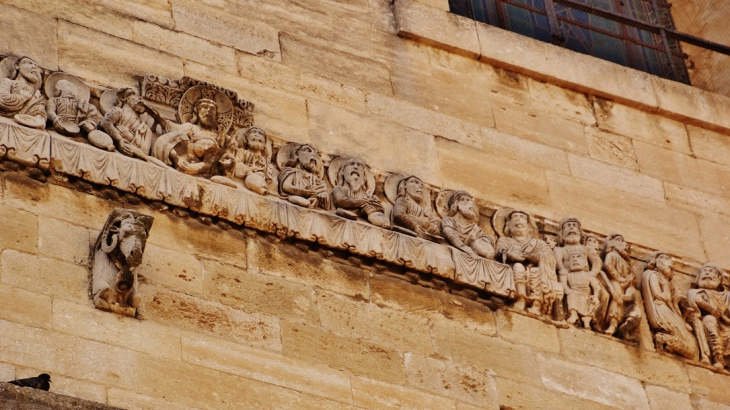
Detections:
493,103,588,154
395,0,479,58
695,399,730,410
652,76,718,129
281,321,407,384
495,310,560,353
108,388,204,410
308,100,441,184
246,237,369,299
480,127,570,174
317,291,433,354
527,78,595,124
537,354,650,410
585,126,639,170
140,286,281,352
594,99,691,155
181,333,353,403
281,32,393,96
0,4,58,69
0,284,52,329
665,182,730,218
38,217,90,266
686,365,730,405
567,154,665,201
415,0,450,10
14,371,107,405
1,251,88,302
351,375,456,410
557,327,691,393
0,204,38,254
0,382,121,410
136,244,203,296
645,385,693,410
366,93,482,148
495,377,618,410
267,387,354,410
58,22,184,88
687,125,730,165
437,138,551,215
0,363,15,381
545,171,705,261
404,353,499,408
698,214,730,269
173,0,280,59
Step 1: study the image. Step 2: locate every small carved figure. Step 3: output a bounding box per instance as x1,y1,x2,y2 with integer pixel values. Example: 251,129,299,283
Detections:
642,251,700,360
582,233,601,255
544,234,558,250
581,231,613,331
90,209,154,317
276,143,330,209
601,233,641,338
328,157,389,228
440,190,495,259
687,263,730,368
564,250,602,328
0,56,46,128
44,73,99,136
493,209,558,315
215,126,277,195
385,173,442,241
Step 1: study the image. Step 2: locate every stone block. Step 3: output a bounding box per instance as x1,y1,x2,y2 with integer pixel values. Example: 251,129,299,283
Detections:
140,286,281,352
495,310,560,353
687,125,730,166
58,22,184,89
132,22,237,74
108,388,202,410
369,0,398,34
557,327,691,393
394,0,480,58
267,387,353,410
493,103,588,154
237,52,367,114
652,76,718,130
585,126,639,170
366,93,483,149
665,183,730,219
475,20,658,110
432,318,542,386
1,251,88,302
351,375,456,410
281,32,393,96
172,0,280,59
136,244,203,296
246,236,370,299
0,204,38,254
527,78,595,124
307,100,441,185
415,0,450,10
184,62,310,143
38,217,90,265
436,138,551,216
695,399,730,410
281,321,407,384
645,385,692,410
594,99,691,155
567,153,665,201
537,354,650,410
0,320,57,378
317,291,434,354
545,171,705,262
686,365,730,405
481,127,570,174
698,214,730,270
203,260,319,324
52,299,181,360
181,332,353,403
0,362,14,382
0,284,52,329
495,377,618,410
14,370,107,404
404,353,499,408
0,4,58,69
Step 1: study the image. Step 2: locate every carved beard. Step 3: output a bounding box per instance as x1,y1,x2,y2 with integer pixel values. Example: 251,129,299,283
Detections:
612,243,630,261
199,114,217,130
247,139,265,153
344,172,367,198
509,223,528,238
457,203,477,221
563,231,581,245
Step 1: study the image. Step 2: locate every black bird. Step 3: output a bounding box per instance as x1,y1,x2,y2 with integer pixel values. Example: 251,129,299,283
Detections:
7,373,51,391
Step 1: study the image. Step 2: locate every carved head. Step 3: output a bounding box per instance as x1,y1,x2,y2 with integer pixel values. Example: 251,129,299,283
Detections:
646,251,673,276
192,98,218,130
447,190,478,221
243,126,267,152
99,210,154,268
54,79,78,99
397,176,425,203
696,263,724,290
504,210,531,239
338,158,368,192
544,235,558,250
603,233,628,257
559,217,582,246
117,88,146,113
568,251,588,272
582,233,601,254
295,144,323,174
14,56,41,84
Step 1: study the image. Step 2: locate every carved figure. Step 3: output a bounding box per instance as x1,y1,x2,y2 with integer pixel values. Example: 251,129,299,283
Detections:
493,209,557,315
385,173,442,241
276,143,330,209
439,190,495,259
582,233,601,255
642,251,699,360
688,263,730,368
544,234,558,250
215,126,277,195
44,73,99,136
601,233,641,338
328,157,389,228
581,231,613,331
564,250,602,328
0,56,46,128
90,209,154,317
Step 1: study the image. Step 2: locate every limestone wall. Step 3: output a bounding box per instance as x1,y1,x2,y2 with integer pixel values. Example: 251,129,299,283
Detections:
1,0,730,409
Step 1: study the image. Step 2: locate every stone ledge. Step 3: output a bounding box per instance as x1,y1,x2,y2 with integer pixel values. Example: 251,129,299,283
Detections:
0,382,121,410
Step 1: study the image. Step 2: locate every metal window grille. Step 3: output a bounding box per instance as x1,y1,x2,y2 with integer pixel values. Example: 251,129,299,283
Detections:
450,0,730,84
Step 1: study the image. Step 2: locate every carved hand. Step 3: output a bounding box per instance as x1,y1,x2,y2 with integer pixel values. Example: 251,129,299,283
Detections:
80,120,95,133
118,140,135,157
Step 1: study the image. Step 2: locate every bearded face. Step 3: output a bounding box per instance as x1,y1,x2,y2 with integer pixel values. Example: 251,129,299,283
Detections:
246,130,266,152
455,196,477,221
655,253,673,275
404,177,424,203
342,160,366,191
123,93,147,114
608,236,629,258
196,101,218,130
297,145,321,174
16,58,41,84
562,221,581,245
507,212,529,238
698,266,722,290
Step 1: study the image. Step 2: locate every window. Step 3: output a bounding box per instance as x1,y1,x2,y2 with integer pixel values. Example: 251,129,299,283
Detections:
450,0,690,83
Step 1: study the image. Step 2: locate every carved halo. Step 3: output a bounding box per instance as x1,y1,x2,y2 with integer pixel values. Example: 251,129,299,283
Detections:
177,85,233,136
99,88,118,115
275,142,325,179
491,207,540,238
0,56,42,90
434,189,455,219
384,173,429,205
43,72,90,102
327,157,376,196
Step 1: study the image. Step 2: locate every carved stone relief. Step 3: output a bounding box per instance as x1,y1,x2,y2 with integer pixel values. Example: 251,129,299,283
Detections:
385,173,442,242
0,56,46,128
276,143,330,209
687,262,730,368
44,73,99,137
329,157,389,228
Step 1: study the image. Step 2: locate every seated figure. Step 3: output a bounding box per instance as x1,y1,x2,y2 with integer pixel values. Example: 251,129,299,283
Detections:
688,263,730,368
216,126,277,195
440,190,495,259
277,143,330,209
386,174,441,241
45,75,99,136
0,56,46,128
329,157,389,228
